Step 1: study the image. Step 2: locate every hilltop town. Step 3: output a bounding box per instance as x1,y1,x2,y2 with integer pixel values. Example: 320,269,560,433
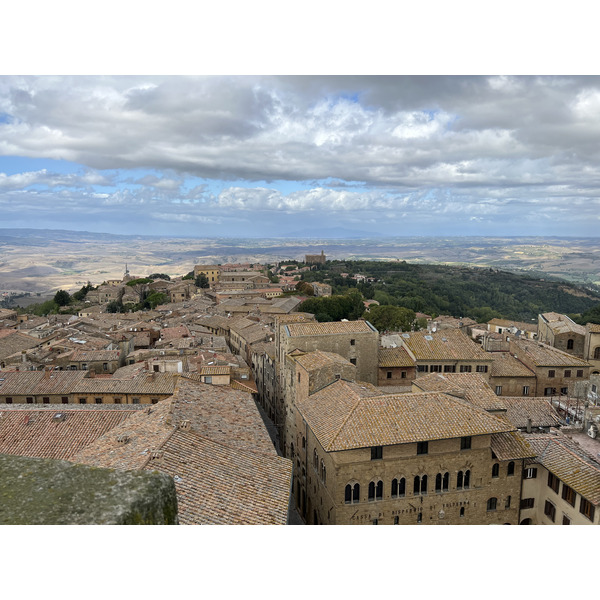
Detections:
1,254,599,525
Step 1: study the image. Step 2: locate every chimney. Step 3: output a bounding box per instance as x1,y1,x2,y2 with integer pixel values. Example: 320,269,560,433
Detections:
527,418,532,434
180,419,191,430
117,434,130,444
44,368,50,379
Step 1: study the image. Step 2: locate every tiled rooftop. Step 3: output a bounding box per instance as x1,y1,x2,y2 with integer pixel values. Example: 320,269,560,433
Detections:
524,431,600,505
490,431,536,460
0,370,88,395
293,350,353,371
488,318,538,333
511,339,591,367
297,379,514,451
401,329,491,361
489,352,536,378
501,396,563,429
285,320,377,337
540,313,586,336
0,406,138,460
69,349,120,362
378,346,414,368
412,372,507,412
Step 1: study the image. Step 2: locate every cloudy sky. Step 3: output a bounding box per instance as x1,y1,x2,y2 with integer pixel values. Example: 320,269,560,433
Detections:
2,74,600,238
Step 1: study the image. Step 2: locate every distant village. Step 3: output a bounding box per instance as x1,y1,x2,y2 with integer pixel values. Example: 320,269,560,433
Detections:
1,251,599,525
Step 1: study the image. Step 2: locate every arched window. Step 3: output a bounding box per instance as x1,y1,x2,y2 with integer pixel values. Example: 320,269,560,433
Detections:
313,449,318,470
320,460,326,484
457,470,464,489
413,475,427,495
392,477,405,497
567,339,574,350
487,497,498,511
464,470,471,489
595,347,600,360
507,461,515,476
492,463,499,478
435,473,442,492
345,482,360,504
443,472,449,491
368,480,383,501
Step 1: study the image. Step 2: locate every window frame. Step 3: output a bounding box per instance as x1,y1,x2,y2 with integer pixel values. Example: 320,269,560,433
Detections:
460,436,472,450
544,500,556,522
371,446,383,460
416,441,429,455
562,483,576,507
579,498,595,521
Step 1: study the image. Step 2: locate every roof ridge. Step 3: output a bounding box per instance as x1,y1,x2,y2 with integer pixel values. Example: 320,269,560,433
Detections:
549,437,600,473
325,382,364,452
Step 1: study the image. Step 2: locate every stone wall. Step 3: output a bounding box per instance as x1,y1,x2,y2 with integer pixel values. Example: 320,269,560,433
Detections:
0,454,178,524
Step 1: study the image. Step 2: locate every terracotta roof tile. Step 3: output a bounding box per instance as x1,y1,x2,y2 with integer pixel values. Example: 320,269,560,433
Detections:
297,380,514,451
285,320,377,337
401,329,491,361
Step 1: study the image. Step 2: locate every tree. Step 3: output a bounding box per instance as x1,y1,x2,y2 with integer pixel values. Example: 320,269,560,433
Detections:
72,282,94,302
367,305,415,332
148,273,171,281
295,281,314,296
195,273,210,288
182,271,194,281
53,290,71,306
126,278,153,304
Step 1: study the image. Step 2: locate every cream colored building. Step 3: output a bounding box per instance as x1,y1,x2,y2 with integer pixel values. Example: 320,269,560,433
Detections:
519,431,599,525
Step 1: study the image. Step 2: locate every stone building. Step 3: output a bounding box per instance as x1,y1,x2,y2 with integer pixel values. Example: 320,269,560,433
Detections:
487,318,538,340
377,346,416,386
398,329,493,379
488,352,537,397
305,250,326,265
508,338,592,396
278,319,379,385
290,363,531,524
583,323,600,373
538,313,586,358
67,349,123,374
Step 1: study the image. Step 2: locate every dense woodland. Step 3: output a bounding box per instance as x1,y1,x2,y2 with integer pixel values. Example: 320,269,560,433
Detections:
298,260,600,325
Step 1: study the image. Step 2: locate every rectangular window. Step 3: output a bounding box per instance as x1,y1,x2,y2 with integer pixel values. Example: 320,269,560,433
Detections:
61,396,68,404
114,398,121,404
548,370,555,378
579,498,595,521
523,467,537,479
476,365,488,373
495,386,502,395
459,365,472,373
371,446,383,460
417,441,429,455
42,397,50,404
562,484,576,507
577,370,583,378
562,515,571,525
564,369,571,378
151,398,159,404
401,371,406,378
544,501,556,522
81,364,87,370
132,398,140,404
548,472,560,494
561,387,568,395
26,397,33,404
79,398,87,404
103,363,108,371
350,339,356,346
6,398,13,404
417,365,428,372
387,371,392,379
460,436,472,450
544,387,556,396
430,365,442,372
95,398,103,404
522,386,530,395
520,498,535,509
349,358,357,365
443,365,456,373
